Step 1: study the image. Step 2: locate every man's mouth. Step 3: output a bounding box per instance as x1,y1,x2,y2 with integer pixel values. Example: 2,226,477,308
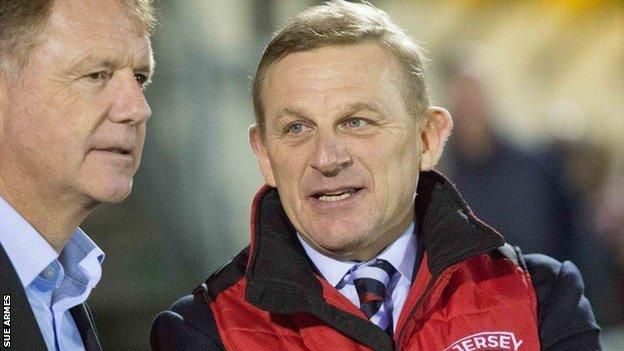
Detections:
93,147,132,155
313,188,362,202
104,147,131,155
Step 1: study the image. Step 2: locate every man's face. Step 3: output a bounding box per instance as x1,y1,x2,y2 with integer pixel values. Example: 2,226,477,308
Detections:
251,43,449,261
0,0,153,205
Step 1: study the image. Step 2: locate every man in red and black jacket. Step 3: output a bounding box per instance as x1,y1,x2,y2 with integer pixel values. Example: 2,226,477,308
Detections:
151,1,600,350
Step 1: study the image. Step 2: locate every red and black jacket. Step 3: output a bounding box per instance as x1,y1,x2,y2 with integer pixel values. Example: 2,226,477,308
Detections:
151,171,601,350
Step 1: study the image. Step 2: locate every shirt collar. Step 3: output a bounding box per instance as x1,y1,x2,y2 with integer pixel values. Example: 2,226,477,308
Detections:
60,227,105,287
298,233,357,287
376,222,416,282
297,222,416,287
0,196,104,288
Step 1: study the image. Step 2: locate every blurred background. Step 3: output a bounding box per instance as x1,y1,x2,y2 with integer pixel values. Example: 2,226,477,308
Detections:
82,0,624,349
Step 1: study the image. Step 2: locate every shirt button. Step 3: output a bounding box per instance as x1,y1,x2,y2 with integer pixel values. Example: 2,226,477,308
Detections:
41,266,56,280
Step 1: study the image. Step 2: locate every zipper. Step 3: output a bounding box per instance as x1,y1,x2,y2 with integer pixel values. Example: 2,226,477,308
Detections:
395,277,439,349
395,242,503,349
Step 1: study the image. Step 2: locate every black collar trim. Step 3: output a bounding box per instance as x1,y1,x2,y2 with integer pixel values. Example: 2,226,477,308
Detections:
415,171,504,276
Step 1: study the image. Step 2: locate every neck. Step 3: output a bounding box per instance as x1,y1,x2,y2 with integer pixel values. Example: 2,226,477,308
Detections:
0,175,94,254
339,209,414,262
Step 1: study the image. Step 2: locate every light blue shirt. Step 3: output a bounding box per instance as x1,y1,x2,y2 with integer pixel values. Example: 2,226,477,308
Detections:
0,196,104,351
298,222,417,332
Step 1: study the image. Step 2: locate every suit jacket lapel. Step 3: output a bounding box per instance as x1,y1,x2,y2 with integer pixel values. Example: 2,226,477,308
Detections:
70,303,102,351
0,244,47,351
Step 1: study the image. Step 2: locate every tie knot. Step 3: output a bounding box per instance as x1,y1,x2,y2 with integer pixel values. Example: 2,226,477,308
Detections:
351,259,396,305
351,259,396,287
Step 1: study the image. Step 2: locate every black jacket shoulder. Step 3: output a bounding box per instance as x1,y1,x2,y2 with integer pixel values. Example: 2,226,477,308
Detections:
523,253,601,350
151,294,224,351
150,247,251,351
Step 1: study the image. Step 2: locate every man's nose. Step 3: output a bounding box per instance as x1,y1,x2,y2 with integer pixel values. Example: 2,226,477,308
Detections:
108,69,152,124
310,132,352,177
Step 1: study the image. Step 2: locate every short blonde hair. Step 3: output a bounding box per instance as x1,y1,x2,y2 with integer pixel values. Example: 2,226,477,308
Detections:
253,0,430,133
0,0,156,73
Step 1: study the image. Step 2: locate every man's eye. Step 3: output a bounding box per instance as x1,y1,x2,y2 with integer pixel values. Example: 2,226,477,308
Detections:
135,73,148,86
344,118,367,128
287,122,311,135
289,123,304,134
86,71,111,81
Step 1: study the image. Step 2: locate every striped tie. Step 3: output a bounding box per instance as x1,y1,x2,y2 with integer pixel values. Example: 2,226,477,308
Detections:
351,259,397,335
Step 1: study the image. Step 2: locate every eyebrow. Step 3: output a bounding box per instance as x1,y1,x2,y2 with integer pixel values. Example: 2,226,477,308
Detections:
339,102,385,116
66,53,153,76
272,107,310,131
275,107,310,121
274,101,384,123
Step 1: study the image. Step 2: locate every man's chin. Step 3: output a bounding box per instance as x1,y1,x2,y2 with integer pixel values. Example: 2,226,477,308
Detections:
306,230,373,260
321,243,374,261
80,178,134,204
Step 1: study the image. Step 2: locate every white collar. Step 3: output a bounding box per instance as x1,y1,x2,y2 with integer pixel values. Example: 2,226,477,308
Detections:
298,222,416,287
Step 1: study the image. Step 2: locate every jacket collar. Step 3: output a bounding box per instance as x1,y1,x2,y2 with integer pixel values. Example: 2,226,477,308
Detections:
245,185,319,312
70,303,102,351
415,171,504,276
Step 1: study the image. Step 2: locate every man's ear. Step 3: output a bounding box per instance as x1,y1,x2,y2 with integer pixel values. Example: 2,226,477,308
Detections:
249,124,277,187
419,107,453,171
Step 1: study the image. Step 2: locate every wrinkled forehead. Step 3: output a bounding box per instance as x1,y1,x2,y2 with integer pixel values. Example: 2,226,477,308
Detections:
268,43,402,81
261,43,406,111
40,0,153,64
47,0,150,41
